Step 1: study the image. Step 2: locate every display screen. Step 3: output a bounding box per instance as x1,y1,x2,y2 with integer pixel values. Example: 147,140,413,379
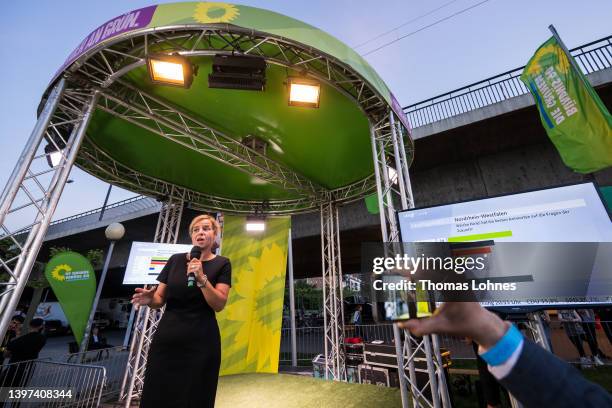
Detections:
372,182,612,318
398,182,611,243
123,241,192,285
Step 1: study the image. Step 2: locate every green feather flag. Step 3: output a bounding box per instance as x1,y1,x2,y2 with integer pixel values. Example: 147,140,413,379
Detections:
44,252,96,344
520,36,612,173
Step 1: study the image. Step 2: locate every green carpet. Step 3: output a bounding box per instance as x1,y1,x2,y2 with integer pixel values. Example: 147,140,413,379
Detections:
216,373,402,407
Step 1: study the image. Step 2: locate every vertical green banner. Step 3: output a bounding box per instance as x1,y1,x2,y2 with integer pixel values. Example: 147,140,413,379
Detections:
44,252,96,344
217,215,290,375
520,36,612,173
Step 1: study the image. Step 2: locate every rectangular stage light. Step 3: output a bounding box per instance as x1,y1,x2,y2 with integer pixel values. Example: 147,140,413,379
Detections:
246,216,266,232
147,54,194,88
288,77,320,108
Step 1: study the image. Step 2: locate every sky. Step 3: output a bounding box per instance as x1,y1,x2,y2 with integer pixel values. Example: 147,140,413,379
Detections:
1,0,611,226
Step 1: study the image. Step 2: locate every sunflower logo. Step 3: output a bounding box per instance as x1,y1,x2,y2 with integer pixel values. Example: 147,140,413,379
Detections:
524,44,570,77
51,264,71,281
194,2,240,24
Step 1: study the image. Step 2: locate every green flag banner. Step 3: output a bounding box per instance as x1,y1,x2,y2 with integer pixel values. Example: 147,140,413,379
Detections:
44,252,96,344
520,36,612,173
217,215,290,376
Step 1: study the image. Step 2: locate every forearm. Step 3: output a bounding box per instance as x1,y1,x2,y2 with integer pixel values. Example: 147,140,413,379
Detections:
148,292,166,309
200,282,227,312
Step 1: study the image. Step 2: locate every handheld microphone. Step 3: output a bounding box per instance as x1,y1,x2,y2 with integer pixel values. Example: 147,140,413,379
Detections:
188,246,202,287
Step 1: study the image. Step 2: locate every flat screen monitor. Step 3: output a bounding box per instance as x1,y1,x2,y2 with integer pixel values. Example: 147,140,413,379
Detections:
385,182,612,315
123,242,192,285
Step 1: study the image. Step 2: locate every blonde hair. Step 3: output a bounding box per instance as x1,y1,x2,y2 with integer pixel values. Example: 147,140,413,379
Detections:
189,214,220,236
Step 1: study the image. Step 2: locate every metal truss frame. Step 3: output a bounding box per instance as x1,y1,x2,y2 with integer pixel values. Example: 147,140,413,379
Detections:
370,111,450,408
0,79,99,340
523,312,550,351
76,137,318,215
97,80,322,198
320,202,346,380
67,26,389,120
119,193,184,407
51,26,404,212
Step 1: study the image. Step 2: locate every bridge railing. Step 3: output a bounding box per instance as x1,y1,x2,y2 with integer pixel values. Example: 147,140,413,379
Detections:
404,35,612,129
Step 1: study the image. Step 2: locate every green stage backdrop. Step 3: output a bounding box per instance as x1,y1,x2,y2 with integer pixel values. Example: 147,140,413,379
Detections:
217,215,290,375
44,252,96,344
520,36,612,173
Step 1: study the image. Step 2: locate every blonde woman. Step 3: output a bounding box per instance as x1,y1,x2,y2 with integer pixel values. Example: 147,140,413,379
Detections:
132,214,231,408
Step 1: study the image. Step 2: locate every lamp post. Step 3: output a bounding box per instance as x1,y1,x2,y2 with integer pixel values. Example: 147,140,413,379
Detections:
79,222,125,354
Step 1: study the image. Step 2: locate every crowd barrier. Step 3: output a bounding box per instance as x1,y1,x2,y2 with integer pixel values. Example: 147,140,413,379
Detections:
279,323,476,365
0,359,105,407
63,346,129,402
279,320,612,366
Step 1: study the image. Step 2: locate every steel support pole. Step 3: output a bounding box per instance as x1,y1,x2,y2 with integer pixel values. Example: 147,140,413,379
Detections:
320,202,346,381
0,79,66,228
80,239,116,354
370,112,450,408
0,79,66,318
369,125,389,244
334,205,346,354
123,304,137,348
320,205,330,379
431,331,452,408
392,324,412,408
548,25,589,89
288,229,297,367
423,335,441,408
98,184,112,221
370,122,411,407
403,328,421,407
392,112,450,407
120,196,184,406
394,117,415,208
122,306,151,407
522,312,550,352
0,90,99,342
389,114,409,210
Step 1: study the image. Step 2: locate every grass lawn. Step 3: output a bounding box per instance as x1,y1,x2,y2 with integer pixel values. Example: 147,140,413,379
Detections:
217,373,401,408
216,366,612,408
580,366,612,392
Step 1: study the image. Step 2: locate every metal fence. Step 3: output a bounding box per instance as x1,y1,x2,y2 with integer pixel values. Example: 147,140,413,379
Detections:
63,346,129,402
0,359,105,407
547,319,612,364
404,35,612,128
279,323,476,366
279,320,612,367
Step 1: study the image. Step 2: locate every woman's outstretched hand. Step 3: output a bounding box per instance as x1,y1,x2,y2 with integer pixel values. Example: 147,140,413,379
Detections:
131,287,156,307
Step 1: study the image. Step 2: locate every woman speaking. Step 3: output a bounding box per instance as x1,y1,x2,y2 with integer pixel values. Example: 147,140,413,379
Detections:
131,214,231,408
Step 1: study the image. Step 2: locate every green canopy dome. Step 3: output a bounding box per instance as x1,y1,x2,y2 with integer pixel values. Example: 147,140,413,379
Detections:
46,2,412,214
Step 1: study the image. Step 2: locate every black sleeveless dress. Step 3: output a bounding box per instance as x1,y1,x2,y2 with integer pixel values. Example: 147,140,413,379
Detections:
140,253,231,408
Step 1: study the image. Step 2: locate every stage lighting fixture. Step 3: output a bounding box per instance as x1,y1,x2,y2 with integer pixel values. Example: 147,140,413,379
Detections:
147,54,195,88
246,215,266,232
44,143,63,168
209,55,266,91
288,77,320,108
